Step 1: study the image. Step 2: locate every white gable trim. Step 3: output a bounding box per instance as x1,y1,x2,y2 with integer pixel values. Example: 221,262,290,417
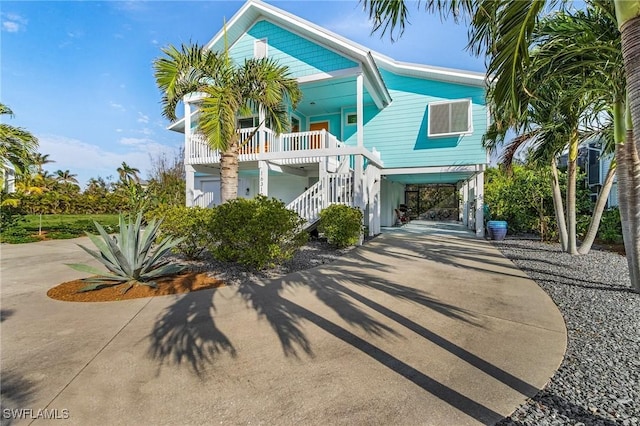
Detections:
207,0,485,89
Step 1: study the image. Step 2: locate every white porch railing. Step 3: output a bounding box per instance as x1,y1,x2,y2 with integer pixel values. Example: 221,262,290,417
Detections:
186,128,344,165
286,173,354,227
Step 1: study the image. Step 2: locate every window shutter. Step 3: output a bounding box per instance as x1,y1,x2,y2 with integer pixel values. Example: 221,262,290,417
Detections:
430,104,450,135
254,39,267,59
428,99,472,137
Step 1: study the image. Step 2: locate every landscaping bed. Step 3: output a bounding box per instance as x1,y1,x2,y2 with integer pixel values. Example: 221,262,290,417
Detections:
494,239,639,426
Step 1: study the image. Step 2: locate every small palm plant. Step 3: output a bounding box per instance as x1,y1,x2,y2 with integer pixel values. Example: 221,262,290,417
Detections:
67,212,186,293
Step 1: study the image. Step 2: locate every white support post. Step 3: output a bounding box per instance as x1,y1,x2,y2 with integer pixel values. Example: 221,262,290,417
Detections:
259,106,266,154
462,180,469,227
475,171,485,237
258,160,269,196
186,164,195,207
457,182,464,222
184,100,192,162
319,153,327,180
356,73,364,147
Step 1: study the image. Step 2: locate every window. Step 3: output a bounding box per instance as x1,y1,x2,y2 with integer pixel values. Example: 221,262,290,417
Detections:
346,113,357,125
427,99,472,138
238,117,259,129
254,38,268,59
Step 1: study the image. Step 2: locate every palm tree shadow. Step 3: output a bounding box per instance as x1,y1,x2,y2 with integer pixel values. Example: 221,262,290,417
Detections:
236,278,314,358
236,271,400,358
0,371,36,426
147,288,236,377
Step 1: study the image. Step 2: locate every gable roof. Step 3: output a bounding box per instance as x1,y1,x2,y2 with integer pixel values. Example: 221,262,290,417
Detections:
206,0,486,89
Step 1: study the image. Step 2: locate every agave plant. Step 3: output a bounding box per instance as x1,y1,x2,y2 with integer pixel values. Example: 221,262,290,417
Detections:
67,212,186,293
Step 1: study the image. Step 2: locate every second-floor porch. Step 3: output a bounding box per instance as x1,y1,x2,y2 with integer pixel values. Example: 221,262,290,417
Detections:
186,127,383,168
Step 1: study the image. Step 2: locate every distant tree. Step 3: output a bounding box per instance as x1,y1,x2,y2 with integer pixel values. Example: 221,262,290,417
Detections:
32,153,54,174
55,169,79,185
116,161,140,185
146,148,186,207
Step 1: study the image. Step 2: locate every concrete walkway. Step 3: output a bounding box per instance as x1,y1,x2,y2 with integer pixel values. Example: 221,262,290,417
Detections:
0,222,566,425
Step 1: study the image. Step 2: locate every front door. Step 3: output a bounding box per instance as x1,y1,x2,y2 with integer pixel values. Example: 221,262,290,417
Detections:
309,121,329,149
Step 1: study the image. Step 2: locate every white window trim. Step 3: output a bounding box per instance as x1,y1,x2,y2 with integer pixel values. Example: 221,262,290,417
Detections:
254,38,268,59
345,112,357,126
427,98,473,138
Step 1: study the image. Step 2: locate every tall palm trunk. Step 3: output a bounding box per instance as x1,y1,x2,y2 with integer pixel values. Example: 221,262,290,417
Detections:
620,14,640,157
566,133,579,254
615,130,640,291
617,0,640,292
578,164,617,254
220,142,239,203
551,157,569,251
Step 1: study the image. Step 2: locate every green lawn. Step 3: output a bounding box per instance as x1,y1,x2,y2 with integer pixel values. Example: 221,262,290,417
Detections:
1,214,120,244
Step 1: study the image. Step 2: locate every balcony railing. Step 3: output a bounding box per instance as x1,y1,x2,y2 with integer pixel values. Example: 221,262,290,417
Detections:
186,128,344,165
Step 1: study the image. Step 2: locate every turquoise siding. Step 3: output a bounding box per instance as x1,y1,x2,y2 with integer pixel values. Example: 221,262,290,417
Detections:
343,105,377,143
360,69,487,168
229,20,357,78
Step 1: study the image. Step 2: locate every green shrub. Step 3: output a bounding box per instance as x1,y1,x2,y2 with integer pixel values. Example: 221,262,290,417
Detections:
67,212,186,293
484,165,592,241
318,204,363,248
148,205,215,260
0,225,38,243
597,207,623,244
207,195,307,269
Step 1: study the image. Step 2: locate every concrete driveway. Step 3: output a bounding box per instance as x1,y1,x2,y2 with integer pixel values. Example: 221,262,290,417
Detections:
0,223,566,425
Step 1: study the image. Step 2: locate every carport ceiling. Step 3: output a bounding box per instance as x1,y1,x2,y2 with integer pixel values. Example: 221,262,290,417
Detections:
384,172,474,185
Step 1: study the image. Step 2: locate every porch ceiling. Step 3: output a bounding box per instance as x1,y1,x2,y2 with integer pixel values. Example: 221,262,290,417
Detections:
385,172,475,185
297,76,374,116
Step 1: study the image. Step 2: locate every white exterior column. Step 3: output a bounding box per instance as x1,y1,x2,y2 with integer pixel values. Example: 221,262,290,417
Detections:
475,171,485,237
186,164,196,207
356,73,364,147
184,99,192,162
258,160,269,196
258,106,266,153
461,180,469,227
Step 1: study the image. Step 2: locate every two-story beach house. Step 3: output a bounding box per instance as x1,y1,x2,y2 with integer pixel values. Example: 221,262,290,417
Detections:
168,0,488,236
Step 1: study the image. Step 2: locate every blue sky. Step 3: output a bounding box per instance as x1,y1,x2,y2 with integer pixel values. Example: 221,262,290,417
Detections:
1,1,485,187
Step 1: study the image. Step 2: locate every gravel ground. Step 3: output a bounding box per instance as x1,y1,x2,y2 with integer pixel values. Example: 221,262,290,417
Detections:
494,239,640,426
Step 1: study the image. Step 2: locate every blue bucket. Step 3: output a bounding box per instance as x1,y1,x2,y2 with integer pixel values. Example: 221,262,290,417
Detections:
487,220,508,241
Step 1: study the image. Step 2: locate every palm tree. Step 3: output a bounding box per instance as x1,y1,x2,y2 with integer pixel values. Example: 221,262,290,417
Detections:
0,103,39,174
362,0,640,290
32,153,55,174
55,169,78,185
154,42,301,202
116,161,140,185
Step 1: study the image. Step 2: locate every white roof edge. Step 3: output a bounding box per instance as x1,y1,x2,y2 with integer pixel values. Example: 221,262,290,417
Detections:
371,52,486,87
206,0,485,88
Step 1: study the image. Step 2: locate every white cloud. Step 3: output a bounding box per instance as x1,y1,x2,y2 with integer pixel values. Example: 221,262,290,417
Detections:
120,137,152,146
151,39,159,45
38,133,178,187
109,101,126,112
1,13,27,33
3,21,19,32
137,112,149,124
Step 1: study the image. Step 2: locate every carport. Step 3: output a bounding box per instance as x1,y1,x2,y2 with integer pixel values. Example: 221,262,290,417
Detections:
380,165,485,237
